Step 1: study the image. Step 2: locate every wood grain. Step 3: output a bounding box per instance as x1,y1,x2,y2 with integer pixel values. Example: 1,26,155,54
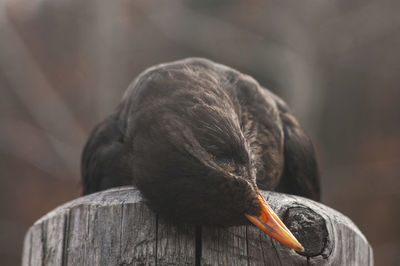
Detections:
22,187,373,265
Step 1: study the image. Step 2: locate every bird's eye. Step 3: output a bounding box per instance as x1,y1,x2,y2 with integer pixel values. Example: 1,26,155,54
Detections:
223,167,234,173
209,152,236,174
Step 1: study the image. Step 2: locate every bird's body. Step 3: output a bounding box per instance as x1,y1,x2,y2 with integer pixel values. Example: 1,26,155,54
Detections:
82,58,320,250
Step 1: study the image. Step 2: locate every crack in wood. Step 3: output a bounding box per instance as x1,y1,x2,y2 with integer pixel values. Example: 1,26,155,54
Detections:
195,226,202,266
61,211,70,266
155,214,158,266
245,225,249,266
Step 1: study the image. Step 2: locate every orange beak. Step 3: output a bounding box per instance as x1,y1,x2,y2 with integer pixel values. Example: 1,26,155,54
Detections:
245,192,304,252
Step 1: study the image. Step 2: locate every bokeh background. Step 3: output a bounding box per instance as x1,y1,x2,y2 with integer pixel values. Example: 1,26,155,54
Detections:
1,1,399,265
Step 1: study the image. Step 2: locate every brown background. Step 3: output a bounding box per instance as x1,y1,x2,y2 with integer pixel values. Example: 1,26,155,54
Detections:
1,1,399,265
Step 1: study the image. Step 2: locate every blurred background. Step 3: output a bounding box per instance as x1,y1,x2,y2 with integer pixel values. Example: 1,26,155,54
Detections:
0,0,399,265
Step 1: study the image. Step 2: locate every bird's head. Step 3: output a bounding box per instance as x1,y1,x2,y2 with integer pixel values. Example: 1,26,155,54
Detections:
127,61,304,252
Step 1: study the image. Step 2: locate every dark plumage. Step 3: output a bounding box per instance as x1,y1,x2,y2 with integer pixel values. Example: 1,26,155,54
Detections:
81,58,320,228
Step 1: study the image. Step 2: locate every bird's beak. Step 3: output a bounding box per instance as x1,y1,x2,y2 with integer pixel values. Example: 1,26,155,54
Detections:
245,192,305,252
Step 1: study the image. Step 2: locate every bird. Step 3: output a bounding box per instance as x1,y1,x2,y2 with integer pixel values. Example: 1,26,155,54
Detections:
81,58,320,252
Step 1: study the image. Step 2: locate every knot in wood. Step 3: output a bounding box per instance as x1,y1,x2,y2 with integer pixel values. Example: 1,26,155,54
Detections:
282,206,328,257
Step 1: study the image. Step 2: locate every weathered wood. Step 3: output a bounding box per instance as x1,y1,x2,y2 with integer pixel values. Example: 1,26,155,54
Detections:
22,187,373,266
201,226,248,266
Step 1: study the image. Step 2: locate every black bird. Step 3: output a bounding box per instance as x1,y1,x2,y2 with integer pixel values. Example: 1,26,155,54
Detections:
81,58,320,251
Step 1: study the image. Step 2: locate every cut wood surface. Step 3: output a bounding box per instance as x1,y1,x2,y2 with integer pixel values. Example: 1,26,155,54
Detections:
22,187,373,266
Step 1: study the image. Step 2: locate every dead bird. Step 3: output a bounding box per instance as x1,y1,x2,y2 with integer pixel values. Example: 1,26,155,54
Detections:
81,58,320,252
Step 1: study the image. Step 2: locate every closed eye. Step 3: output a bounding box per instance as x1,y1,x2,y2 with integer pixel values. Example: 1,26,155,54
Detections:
223,167,234,173
209,153,237,174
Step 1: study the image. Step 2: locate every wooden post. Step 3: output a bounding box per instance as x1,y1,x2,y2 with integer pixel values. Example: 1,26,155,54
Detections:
22,187,373,265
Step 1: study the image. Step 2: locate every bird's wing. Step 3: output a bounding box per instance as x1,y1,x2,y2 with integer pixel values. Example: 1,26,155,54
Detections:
269,92,321,201
81,113,132,195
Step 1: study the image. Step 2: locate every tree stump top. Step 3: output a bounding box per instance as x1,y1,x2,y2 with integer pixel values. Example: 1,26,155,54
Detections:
22,187,373,265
